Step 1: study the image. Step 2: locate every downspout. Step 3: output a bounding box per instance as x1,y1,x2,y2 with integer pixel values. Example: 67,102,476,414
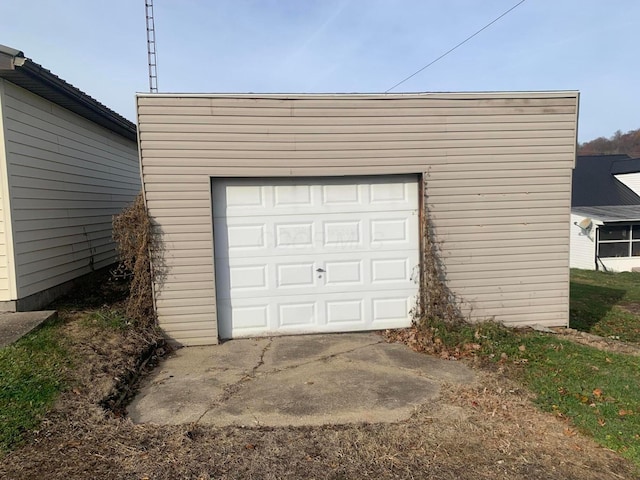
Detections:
595,227,598,271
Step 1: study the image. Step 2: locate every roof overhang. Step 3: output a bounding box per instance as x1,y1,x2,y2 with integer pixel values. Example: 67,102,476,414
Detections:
0,44,136,142
572,205,640,223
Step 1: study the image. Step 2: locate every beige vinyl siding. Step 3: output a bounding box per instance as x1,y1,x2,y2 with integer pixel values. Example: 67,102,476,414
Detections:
0,193,9,299
0,81,14,300
2,81,139,299
138,92,579,346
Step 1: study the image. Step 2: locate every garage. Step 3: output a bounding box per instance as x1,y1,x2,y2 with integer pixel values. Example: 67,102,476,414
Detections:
137,92,579,346
212,175,420,339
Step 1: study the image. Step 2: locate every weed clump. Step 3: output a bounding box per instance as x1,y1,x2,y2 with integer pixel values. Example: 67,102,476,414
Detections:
112,193,157,327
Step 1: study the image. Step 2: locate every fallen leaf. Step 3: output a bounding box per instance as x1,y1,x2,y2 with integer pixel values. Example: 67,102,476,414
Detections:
593,388,603,398
619,409,633,416
563,428,577,437
598,418,606,427
605,357,613,363
245,444,255,450
518,345,526,352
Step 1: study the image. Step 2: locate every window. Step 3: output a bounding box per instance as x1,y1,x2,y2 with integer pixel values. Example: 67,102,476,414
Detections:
597,224,640,258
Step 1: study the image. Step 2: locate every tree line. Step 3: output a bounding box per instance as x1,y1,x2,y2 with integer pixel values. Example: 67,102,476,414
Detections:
578,128,640,157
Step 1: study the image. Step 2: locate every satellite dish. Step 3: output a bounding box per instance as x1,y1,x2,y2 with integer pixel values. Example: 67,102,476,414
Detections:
578,218,593,231
574,217,595,241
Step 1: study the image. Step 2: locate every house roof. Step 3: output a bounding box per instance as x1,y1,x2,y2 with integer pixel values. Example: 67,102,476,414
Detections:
572,154,640,207
0,44,136,141
572,205,640,223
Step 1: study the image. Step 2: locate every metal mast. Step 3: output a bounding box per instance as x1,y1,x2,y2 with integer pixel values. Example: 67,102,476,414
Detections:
145,0,158,92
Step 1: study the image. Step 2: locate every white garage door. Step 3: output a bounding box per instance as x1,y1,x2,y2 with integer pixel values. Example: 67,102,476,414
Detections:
212,175,420,339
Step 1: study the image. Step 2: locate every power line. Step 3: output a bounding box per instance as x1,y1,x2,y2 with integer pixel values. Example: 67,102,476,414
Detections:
386,0,527,93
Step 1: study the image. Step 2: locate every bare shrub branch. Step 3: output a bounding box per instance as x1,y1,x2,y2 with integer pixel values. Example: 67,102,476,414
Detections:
112,193,156,326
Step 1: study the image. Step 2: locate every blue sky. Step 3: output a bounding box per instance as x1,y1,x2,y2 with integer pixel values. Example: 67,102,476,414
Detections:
0,0,638,142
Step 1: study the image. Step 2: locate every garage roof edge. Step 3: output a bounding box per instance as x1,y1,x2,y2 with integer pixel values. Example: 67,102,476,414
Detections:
136,90,579,99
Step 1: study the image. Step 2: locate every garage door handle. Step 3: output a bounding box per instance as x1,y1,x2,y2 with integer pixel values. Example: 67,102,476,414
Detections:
316,268,325,273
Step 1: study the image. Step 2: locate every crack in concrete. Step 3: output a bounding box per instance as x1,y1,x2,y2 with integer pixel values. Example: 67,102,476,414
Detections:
252,337,273,376
257,338,385,376
194,338,273,425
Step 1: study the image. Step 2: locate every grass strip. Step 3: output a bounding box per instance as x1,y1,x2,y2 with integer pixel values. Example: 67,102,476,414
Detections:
0,320,69,452
422,319,640,467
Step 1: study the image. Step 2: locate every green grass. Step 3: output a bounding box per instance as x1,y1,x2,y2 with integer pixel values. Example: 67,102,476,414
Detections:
522,338,640,458
423,319,640,468
84,308,131,331
0,320,70,452
570,269,640,343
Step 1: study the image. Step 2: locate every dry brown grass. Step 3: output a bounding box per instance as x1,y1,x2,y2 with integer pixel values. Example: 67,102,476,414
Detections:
0,310,636,480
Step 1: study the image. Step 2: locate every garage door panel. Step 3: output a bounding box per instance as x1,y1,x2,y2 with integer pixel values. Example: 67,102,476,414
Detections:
373,297,415,323
220,291,415,338
216,253,417,300
372,258,412,283
324,260,363,286
326,299,363,324
212,176,418,218
212,175,419,338
214,212,418,256
277,262,316,288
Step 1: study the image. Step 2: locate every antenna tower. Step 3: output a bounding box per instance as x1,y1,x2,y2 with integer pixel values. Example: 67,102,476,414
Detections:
145,0,158,92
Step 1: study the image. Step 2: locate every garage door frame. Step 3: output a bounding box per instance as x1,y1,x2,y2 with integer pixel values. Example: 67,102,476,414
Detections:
210,173,424,339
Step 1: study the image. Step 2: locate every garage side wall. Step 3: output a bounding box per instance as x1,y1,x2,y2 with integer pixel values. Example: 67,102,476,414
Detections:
2,81,140,304
137,92,579,346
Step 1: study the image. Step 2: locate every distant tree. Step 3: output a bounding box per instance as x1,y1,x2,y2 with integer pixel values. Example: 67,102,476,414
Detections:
578,128,640,157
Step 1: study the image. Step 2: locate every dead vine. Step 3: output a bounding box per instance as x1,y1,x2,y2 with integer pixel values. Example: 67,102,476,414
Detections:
112,193,158,326
416,177,464,327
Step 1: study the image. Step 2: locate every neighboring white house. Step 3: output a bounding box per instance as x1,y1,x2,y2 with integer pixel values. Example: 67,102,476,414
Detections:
0,45,140,311
137,91,579,346
570,155,640,272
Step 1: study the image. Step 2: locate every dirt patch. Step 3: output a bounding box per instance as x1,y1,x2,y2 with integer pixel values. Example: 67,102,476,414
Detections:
619,303,640,316
551,327,640,356
0,317,636,480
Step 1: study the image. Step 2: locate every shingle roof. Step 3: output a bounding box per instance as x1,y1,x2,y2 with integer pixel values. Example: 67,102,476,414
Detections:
0,44,136,141
572,154,640,207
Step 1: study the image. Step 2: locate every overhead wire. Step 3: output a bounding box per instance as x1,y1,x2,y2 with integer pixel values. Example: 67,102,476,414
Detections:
385,0,527,92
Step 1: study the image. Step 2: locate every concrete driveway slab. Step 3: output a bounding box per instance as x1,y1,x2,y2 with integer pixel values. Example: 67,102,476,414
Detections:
260,333,382,371
0,311,57,348
128,333,475,427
